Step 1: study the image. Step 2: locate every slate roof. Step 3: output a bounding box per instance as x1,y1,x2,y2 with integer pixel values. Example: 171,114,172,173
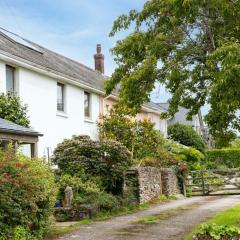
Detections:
0,28,164,113
0,29,105,92
0,118,43,137
157,103,197,126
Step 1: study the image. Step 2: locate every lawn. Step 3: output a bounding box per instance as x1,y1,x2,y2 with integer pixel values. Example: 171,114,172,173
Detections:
185,204,240,240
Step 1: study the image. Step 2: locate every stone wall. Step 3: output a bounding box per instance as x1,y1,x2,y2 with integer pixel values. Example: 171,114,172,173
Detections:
124,167,182,204
137,167,162,204
161,168,181,196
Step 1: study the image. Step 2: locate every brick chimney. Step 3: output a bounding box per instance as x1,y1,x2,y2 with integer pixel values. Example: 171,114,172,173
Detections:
94,44,104,74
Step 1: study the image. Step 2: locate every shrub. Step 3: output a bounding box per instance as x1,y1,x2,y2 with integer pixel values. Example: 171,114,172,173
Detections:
230,138,240,149
139,148,188,173
0,92,30,127
53,135,132,194
0,149,57,240
206,148,240,168
194,223,240,240
168,123,205,153
98,107,166,159
74,192,119,211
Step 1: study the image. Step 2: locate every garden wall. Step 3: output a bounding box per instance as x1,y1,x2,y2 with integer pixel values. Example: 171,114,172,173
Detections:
124,167,181,204
161,168,181,196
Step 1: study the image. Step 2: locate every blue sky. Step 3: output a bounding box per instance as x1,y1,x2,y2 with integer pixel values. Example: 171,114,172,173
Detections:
0,0,172,103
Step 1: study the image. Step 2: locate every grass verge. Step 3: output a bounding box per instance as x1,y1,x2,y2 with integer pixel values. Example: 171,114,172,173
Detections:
184,204,240,240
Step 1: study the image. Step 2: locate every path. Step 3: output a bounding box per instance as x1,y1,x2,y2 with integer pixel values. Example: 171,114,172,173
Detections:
58,195,240,240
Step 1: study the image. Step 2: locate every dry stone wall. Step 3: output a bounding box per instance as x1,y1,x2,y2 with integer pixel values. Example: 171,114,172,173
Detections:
138,167,162,204
124,167,182,204
161,168,181,196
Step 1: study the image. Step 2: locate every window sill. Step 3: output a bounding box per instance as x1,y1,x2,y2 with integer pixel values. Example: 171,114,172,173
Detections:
56,112,68,118
84,118,94,123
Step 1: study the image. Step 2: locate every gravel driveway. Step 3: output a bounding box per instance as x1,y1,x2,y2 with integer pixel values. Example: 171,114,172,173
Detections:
58,195,240,240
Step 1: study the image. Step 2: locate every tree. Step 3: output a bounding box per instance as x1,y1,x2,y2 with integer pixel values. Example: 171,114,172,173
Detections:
98,107,166,159
106,0,240,140
0,93,30,127
168,123,205,153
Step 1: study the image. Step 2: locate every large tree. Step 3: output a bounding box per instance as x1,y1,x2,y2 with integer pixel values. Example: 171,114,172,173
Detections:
106,0,240,139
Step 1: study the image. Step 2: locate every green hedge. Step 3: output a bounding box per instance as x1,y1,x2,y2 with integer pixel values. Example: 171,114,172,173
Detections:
206,148,240,168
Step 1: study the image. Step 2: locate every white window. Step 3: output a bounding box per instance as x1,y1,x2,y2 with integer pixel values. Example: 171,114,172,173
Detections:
57,82,65,112
84,91,91,118
6,65,15,93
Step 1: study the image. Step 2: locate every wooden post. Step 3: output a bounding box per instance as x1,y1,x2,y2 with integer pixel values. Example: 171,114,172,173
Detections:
201,171,205,195
31,143,38,158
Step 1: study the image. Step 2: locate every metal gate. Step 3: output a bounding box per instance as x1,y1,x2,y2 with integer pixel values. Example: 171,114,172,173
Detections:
186,168,240,196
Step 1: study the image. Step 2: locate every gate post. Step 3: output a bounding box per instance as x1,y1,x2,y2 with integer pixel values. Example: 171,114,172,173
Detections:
201,171,205,195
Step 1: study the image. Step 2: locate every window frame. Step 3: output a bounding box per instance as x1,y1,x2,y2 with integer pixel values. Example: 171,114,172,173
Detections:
84,91,91,119
57,82,65,112
6,65,15,93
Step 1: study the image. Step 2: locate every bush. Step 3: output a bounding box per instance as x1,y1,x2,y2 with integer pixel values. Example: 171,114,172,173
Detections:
53,135,132,194
98,107,166,159
0,149,57,240
194,223,240,240
168,123,205,153
230,138,240,148
206,148,240,168
74,192,119,211
0,92,30,127
140,148,188,173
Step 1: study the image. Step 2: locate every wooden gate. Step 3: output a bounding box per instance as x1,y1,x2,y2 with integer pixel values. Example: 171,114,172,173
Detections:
186,168,240,196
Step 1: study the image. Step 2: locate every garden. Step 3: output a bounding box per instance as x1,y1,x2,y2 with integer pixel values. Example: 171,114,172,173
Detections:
1,94,240,240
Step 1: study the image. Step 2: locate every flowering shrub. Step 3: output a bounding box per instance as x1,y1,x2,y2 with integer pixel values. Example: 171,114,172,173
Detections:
0,149,57,240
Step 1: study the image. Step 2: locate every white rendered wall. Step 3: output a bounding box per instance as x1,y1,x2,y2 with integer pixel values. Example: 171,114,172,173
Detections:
14,67,99,157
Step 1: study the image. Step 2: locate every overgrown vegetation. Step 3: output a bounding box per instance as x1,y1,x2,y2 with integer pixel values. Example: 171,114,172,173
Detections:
98,106,166,159
0,149,57,240
168,123,205,153
0,92,30,127
206,149,240,169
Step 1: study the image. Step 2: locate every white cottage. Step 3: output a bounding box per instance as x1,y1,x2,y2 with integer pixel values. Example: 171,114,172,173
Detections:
0,29,168,157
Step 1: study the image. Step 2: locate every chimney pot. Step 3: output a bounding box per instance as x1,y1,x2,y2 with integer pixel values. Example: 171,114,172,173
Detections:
94,44,104,74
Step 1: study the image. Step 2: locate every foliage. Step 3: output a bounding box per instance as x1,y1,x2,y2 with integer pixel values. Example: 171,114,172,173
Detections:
230,138,240,149
195,223,240,240
214,131,237,149
140,148,188,173
0,149,57,240
106,0,240,141
74,192,119,211
58,174,101,194
53,135,132,193
168,123,205,153
206,149,240,169
98,107,166,159
0,92,30,127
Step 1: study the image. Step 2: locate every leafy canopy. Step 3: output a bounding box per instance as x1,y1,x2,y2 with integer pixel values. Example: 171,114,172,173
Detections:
0,93,30,127
168,123,205,153
106,0,240,138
